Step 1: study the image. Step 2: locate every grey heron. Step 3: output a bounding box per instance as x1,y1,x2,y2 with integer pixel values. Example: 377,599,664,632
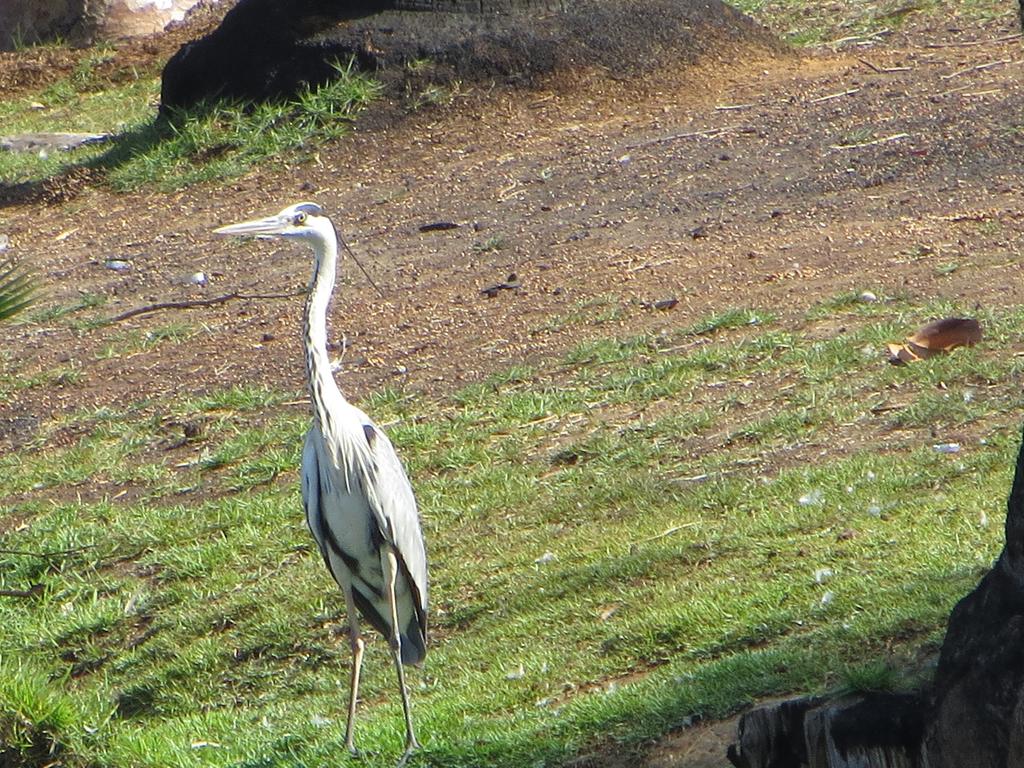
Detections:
214,203,428,763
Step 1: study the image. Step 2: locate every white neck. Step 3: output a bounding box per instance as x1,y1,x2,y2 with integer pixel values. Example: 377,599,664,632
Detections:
302,229,348,433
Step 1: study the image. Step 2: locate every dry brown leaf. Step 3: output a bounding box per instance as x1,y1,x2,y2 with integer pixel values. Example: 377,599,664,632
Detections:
888,317,981,365
908,317,982,350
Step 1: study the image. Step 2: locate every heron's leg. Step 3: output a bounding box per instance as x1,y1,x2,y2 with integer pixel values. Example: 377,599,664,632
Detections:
342,583,365,757
383,548,420,764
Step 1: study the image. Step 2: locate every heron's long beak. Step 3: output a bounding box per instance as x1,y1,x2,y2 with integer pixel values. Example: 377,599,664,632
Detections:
213,215,288,237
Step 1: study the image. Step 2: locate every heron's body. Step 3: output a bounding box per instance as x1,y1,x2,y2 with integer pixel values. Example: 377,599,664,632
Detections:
301,415,427,665
215,202,427,763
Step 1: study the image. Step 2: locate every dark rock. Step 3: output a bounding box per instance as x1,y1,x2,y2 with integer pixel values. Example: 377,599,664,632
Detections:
728,696,823,768
419,221,460,232
921,423,1024,768
160,0,778,113
805,694,922,768
729,693,922,768
480,272,519,298
161,0,377,113
641,297,679,311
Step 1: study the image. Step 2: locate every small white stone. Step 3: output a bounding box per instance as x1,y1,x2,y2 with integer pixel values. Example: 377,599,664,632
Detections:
172,271,207,286
505,665,526,680
799,489,824,506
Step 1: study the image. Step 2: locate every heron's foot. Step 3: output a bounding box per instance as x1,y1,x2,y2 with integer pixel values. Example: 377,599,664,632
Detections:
345,741,362,760
395,737,420,768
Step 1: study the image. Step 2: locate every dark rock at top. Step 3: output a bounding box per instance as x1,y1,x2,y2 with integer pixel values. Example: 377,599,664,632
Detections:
160,0,383,113
160,0,777,114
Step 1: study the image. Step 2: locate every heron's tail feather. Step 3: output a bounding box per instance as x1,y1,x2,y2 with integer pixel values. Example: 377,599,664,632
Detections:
351,587,426,666
400,617,427,666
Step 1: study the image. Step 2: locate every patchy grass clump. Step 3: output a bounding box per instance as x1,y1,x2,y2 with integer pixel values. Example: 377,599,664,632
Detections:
731,0,1013,45
0,60,380,192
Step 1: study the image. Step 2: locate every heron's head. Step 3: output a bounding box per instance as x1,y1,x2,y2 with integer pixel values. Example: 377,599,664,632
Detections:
213,202,333,242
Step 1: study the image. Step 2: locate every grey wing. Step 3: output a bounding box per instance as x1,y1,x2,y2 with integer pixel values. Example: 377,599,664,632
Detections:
362,421,429,660
300,429,329,562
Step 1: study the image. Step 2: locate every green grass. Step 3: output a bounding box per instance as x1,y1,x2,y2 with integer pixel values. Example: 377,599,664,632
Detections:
2,298,1018,767
0,257,38,323
0,75,158,187
0,59,380,192
23,293,106,325
105,62,381,191
729,0,1014,45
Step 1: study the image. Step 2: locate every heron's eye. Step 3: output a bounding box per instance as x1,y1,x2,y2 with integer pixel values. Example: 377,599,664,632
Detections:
294,212,307,225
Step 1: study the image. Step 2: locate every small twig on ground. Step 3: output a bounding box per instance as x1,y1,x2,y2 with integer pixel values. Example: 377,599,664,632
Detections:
628,258,680,273
715,103,754,111
857,58,911,74
0,585,44,599
936,211,994,222
809,88,861,104
640,297,679,311
480,273,521,298
628,523,698,553
826,29,891,48
925,33,1021,49
0,545,96,559
831,133,909,150
939,83,972,96
626,125,745,150
939,58,1016,80
498,181,525,201
654,339,709,355
104,290,303,324
959,89,1004,98
870,403,903,414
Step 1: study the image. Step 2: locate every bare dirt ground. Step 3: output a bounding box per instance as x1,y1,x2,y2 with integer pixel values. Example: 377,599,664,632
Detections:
1,5,1023,765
